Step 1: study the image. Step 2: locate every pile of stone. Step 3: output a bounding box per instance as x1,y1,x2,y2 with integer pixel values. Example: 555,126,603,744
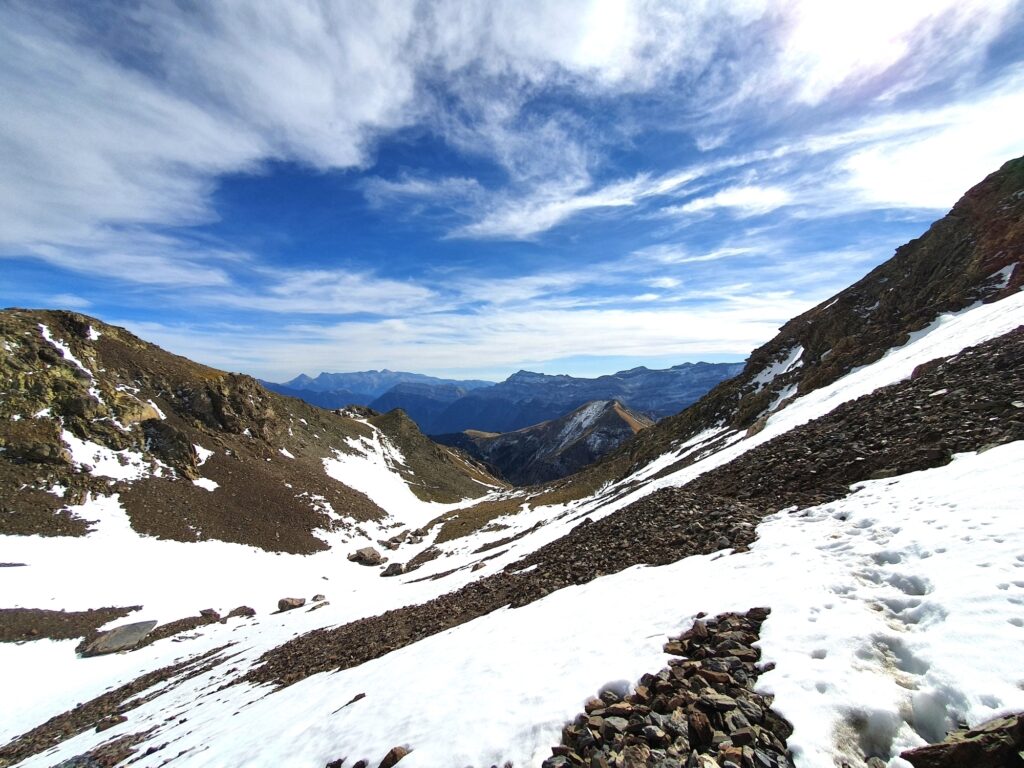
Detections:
544,608,794,768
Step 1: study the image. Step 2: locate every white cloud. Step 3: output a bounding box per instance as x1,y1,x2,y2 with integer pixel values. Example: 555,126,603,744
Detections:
649,277,681,289
836,72,1024,210
207,295,812,380
674,185,793,216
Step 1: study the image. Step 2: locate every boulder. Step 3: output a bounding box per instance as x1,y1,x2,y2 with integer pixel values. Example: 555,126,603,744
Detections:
378,746,410,768
348,547,384,566
380,563,404,577
900,713,1024,768
277,597,306,612
80,620,158,656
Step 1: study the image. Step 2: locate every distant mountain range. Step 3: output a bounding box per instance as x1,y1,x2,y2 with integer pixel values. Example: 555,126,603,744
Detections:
260,370,493,410
265,362,744,434
436,399,653,485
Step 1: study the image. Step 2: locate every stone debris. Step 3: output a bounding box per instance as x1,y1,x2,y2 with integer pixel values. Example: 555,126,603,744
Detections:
79,620,158,657
277,597,306,612
543,608,794,768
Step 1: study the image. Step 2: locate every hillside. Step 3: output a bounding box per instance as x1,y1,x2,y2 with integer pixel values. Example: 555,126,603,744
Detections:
1,157,1023,768
0,310,503,555
437,400,653,485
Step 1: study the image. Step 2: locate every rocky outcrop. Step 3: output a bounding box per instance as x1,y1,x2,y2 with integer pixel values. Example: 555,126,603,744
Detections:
437,400,653,485
545,609,793,768
278,598,306,612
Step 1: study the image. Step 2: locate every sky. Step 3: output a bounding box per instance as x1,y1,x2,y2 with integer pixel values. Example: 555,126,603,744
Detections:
2,1,1023,382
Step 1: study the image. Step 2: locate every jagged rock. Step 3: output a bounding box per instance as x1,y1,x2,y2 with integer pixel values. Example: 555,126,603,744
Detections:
80,620,158,657
199,608,220,620
900,712,1024,768
378,745,410,768
312,594,326,602
348,547,385,566
277,597,305,612
380,563,404,577
227,605,255,618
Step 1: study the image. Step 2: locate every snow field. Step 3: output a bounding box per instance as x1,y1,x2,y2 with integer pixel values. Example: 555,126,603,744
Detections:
12,444,1024,767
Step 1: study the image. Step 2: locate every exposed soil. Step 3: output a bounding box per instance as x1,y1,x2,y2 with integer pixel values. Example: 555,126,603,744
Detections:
0,607,140,644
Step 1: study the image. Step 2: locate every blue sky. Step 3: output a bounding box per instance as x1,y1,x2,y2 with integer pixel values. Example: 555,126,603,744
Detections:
2,1,1023,382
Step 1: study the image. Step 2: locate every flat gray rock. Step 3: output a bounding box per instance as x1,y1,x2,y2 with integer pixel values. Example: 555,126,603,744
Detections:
81,620,158,656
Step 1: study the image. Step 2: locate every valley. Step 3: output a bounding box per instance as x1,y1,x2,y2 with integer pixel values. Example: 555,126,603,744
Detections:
1,156,1023,768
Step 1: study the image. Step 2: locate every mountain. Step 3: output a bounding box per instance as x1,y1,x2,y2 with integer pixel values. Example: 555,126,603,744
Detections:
258,380,372,408
269,363,743,435
368,381,474,433
437,399,654,485
0,310,503,555
422,361,745,434
2,157,1023,768
263,369,494,410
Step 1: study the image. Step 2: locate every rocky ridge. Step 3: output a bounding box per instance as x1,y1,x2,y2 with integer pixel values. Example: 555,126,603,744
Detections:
550,156,1024,500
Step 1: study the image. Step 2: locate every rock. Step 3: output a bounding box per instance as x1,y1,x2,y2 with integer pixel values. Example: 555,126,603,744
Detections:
900,712,1024,768
380,563,404,577
277,597,306,612
95,714,127,732
199,608,220,620
80,620,158,656
378,745,410,768
699,691,737,712
621,743,651,768
325,760,346,768
312,594,326,602
688,711,713,749
227,605,256,618
348,547,385,566
542,757,570,768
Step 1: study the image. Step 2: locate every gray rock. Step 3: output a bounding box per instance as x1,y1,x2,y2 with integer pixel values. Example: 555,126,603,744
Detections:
80,620,157,656
380,563,404,577
348,547,385,566
277,597,306,612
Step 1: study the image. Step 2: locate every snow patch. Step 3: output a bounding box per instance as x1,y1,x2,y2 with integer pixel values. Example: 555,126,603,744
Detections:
752,345,804,391
194,444,214,466
279,448,295,459
61,430,153,481
192,478,219,492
